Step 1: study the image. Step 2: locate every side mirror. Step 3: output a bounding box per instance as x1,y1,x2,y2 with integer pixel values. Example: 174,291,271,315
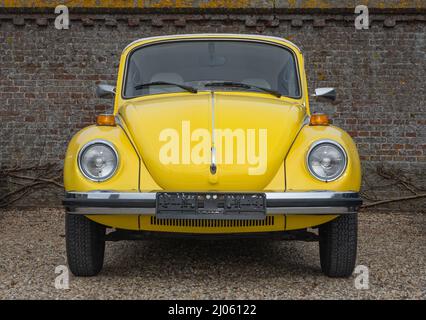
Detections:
313,88,336,101
96,84,116,99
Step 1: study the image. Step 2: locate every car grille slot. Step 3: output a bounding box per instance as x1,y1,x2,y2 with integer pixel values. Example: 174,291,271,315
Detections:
150,216,275,227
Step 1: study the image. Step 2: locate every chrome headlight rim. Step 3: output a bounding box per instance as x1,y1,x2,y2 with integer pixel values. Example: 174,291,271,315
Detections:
77,139,119,182
306,139,348,182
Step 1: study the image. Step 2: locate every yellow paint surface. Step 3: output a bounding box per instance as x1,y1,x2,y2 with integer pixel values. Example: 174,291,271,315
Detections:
88,215,140,230
285,215,337,230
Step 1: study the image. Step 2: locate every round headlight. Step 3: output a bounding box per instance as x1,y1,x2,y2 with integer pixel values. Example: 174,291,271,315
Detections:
307,140,347,182
78,140,118,182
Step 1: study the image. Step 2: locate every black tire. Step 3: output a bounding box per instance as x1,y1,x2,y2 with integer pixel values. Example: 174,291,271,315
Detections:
66,214,106,277
319,213,357,278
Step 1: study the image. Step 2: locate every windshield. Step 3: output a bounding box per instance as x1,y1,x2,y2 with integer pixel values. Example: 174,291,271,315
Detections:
123,40,301,98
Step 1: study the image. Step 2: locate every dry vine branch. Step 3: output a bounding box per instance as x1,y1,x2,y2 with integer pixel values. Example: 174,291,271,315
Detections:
376,166,421,195
0,188,33,209
0,163,64,208
362,194,426,208
7,173,64,188
359,191,377,202
361,165,425,209
0,163,54,174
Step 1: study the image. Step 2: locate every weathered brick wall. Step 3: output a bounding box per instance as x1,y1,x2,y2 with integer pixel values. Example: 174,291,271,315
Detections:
0,2,425,211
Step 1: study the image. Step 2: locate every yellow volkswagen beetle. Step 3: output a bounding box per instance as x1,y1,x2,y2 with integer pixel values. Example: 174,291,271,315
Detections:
63,34,362,277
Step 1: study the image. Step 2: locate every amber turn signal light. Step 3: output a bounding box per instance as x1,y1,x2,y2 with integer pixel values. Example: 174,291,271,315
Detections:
310,113,329,126
96,114,116,126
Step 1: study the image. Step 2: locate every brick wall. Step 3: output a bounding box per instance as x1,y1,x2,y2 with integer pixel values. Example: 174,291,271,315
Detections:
0,3,425,211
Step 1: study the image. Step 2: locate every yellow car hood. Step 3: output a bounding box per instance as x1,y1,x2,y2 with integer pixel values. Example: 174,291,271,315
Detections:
119,92,305,191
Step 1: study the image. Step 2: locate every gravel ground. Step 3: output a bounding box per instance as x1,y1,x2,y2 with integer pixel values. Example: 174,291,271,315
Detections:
0,208,425,300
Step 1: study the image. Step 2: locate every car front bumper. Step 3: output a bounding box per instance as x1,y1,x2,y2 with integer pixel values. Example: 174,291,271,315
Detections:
63,191,362,216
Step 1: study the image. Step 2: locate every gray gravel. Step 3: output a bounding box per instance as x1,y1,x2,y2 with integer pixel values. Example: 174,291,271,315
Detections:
0,208,425,299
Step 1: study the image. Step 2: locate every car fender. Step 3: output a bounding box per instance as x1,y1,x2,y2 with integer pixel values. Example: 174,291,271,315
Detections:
285,125,361,192
64,125,140,192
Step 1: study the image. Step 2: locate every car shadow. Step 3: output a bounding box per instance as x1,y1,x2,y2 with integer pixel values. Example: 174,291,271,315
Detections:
101,238,323,279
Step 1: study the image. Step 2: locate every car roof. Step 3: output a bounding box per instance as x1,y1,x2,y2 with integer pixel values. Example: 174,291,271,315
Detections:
123,33,302,54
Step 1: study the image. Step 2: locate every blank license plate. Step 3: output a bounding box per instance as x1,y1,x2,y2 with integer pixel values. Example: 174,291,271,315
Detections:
156,192,266,220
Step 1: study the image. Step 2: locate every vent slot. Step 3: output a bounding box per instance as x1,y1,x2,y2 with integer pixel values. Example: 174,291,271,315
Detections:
149,216,275,227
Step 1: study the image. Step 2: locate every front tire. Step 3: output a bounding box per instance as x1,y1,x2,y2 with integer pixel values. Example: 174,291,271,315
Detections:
66,214,106,277
319,213,357,278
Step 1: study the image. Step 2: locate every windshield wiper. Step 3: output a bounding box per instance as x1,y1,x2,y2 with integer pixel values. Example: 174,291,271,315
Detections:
134,81,198,94
204,81,282,98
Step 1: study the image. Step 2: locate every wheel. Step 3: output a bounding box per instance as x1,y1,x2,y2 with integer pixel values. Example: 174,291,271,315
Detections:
319,213,357,278
66,214,106,276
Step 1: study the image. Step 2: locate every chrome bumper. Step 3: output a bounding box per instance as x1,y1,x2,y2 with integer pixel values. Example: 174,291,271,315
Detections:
63,191,362,215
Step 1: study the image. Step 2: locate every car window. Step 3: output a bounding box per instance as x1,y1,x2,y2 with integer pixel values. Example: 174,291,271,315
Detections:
123,40,300,98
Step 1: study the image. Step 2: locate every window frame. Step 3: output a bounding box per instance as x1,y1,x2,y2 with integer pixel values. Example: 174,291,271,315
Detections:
121,38,303,100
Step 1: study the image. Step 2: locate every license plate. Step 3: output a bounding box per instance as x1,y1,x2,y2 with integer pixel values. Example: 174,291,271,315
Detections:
156,192,266,220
